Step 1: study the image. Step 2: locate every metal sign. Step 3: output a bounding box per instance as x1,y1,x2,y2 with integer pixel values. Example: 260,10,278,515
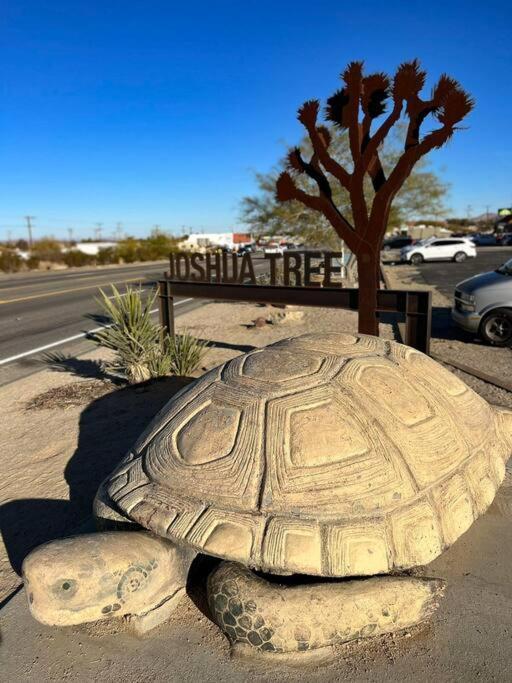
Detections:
160,250,432,354
168,250,343,287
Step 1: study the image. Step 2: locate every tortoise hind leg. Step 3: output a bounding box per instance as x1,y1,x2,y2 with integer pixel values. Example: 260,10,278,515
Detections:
207,562,445,657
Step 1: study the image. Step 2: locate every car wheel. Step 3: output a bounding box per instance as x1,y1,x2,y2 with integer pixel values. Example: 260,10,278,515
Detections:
480,308,512,347
453,251,467,263
410,253,424,265
383,245,391,251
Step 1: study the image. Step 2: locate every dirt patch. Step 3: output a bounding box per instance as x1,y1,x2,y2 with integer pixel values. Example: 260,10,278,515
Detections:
25,379,115,411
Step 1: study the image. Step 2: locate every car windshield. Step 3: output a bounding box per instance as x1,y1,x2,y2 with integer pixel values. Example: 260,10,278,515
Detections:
496,259,512,276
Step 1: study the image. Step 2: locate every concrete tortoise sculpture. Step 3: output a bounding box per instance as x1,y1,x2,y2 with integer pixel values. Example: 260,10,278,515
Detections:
23,333,512,655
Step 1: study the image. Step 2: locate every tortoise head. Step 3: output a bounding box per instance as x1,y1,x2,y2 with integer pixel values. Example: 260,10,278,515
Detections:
22,531,193,627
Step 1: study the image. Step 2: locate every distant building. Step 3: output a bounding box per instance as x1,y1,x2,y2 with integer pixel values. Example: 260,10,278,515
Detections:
73,241,117,256
407,224,452,240
180,232,253,251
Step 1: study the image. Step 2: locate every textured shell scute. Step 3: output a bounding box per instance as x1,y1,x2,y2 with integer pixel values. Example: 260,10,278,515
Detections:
107,333,505,577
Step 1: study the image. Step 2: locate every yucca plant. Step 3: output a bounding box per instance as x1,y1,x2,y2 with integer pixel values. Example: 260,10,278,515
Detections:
94,286,208,383
153,332,209,377
94,286,160,383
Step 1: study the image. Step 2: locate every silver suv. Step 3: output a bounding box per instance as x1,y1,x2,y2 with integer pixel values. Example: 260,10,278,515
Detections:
452,258,512,346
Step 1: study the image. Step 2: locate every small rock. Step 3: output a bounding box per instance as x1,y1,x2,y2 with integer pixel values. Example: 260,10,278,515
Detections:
254,317,268,328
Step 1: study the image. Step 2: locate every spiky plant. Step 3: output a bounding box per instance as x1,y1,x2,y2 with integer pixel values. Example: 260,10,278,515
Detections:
94,286,160,383
94,286,208,383
156,332,209,377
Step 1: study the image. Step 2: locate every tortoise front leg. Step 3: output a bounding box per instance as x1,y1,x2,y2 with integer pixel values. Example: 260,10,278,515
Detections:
22,531,196,633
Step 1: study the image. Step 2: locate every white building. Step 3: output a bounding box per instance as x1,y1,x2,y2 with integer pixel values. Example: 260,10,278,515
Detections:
179,232,252,251
73,241,117,256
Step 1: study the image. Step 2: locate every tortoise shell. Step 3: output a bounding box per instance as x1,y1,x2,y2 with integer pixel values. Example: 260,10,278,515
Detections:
105,334,512,577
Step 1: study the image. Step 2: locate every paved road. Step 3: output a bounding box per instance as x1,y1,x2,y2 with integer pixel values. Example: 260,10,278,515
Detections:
0,259,267,386
0,262,172,386
416,247,512,299
385,247,512,299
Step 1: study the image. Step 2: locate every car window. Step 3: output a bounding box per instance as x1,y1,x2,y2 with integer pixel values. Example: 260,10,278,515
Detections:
496,258,512,276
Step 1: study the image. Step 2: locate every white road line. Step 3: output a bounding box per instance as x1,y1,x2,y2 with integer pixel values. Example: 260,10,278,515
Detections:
0,297,195,366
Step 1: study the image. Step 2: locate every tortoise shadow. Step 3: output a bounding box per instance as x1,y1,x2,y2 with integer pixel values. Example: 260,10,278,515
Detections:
0,375,193,599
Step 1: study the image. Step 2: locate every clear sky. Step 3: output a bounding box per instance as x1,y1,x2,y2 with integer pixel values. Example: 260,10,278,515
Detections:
1,1,511,240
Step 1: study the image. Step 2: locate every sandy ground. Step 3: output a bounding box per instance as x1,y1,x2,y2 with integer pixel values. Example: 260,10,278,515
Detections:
383,263,512,409
1,464,512,681
1,299,512,680
0,303,393,603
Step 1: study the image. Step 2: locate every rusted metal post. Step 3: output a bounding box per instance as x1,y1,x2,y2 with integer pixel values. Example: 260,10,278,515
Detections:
158,279,174,341
404,290,432,355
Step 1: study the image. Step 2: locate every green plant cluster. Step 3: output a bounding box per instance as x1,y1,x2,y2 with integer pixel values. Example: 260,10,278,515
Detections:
0,229,181,272
94,286,208,383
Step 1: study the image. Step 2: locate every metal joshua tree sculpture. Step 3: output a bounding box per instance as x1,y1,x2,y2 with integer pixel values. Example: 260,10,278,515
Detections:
276,60,474,336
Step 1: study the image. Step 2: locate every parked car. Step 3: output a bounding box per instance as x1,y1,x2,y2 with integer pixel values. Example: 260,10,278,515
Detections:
400,237,476,265
452,257,512,346
263,243,285,255
236,245,253,256
382,236,413,251
470,233,498,246
500,233,512,246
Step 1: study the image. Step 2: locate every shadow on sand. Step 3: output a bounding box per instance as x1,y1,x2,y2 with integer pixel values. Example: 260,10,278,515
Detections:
0,375,193,608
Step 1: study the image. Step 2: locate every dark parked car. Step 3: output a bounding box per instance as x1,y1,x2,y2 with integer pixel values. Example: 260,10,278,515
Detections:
470,233,498,246
382,236,413,251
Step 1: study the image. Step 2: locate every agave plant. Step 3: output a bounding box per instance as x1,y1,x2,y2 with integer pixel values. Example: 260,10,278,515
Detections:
94,286,208,383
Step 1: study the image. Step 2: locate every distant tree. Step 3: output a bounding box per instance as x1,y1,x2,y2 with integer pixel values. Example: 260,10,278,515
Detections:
32,237,64,262
271,60,473,334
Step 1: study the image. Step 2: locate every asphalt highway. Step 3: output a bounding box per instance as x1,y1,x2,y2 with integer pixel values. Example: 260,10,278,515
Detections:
0,259,265,386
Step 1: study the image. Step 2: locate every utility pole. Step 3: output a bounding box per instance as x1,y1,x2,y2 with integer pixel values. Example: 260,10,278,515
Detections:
24,215,35,249
115,222,123,241
67,227,74,244
95,222,103,241
485,205,490,229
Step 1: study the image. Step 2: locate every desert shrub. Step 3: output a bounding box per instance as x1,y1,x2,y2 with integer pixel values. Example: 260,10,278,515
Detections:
116,237,141,263
32,237,64,263
96,247,119,265
63,250,95,267
94,286,208,383
151,331,209,377
26,256,40,269
0,250,23,272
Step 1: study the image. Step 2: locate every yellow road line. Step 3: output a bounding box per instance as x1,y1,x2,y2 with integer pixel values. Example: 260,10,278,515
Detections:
0,277,147,305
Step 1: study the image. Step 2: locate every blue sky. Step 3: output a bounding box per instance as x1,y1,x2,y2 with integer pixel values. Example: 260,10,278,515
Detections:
1,1,511,240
